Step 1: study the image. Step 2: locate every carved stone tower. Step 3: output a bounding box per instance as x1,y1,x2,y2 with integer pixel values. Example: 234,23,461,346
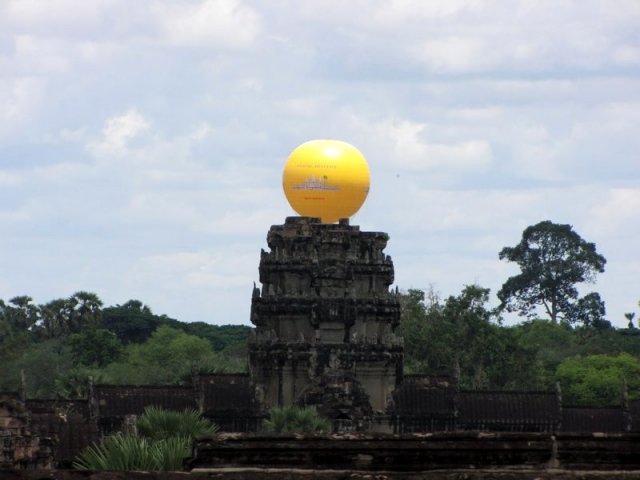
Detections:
248,216,403,429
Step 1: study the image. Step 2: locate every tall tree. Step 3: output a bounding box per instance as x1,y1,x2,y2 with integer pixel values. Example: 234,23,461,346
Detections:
399,285,540,389
4,296,40,333
573,292,610,330
39,298,74,338
498,220,606,323
101,300,161,344
69,291,103,332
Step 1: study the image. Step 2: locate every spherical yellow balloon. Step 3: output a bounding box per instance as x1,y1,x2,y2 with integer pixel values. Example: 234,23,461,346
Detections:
282,140,370,224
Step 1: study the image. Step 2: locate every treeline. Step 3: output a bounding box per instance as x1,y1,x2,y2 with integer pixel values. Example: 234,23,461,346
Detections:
1,220,639,407
0,292,251,398
2,288,639,406
399,285,640,406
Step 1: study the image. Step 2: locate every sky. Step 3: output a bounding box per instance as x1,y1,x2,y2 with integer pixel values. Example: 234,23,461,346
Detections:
1,0,639,328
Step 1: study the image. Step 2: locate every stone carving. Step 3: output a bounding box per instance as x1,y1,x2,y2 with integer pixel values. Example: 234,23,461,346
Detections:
248,217,403,429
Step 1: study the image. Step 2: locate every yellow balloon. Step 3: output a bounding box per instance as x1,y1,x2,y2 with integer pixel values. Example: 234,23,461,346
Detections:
282,140,370,224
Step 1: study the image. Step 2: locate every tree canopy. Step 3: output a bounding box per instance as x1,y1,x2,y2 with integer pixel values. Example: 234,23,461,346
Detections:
497,220,606,324
556,353,640,405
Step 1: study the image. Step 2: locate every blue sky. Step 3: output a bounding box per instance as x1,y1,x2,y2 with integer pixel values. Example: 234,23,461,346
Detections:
1,0,639,327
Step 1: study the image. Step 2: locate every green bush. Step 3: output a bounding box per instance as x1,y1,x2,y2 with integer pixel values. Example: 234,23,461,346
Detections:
263,406,332,434
74,407,217,471
556,352,640,406
73,433,162,471
137,405,218,441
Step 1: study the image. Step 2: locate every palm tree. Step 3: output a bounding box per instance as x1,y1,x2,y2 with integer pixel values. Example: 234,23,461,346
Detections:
625,312,636,329
7,296,39,332
70,291,103,332
39,298,72,338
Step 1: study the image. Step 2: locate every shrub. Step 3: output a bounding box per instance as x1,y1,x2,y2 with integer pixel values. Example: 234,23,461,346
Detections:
263,406,331,434
73,433,159,471
137,406,218,441
74,407,217,471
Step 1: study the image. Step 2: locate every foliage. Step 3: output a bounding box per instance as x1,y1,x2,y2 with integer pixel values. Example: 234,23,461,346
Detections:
398,285,541,389
498,220,606,323
573,292,610,330
397,288,432,372
179,322,252,353
0,338,74,398
73,432,191,471
556,353,640,406
36,291,103,339
136,406,218,441
0,296,39,337
263,406,332,434
69,327,123,367
104,326,218,384
1,291,249,395
54,367,106,399
73,433,158,471
2,287,639,410
101,300,164,345
513,319,576,388
74,407,216,471
39,298,74,339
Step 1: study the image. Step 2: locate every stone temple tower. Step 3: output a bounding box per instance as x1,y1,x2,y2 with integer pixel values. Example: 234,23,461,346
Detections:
248,216,403,430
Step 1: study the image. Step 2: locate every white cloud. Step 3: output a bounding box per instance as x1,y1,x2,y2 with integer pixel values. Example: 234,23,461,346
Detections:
371,119,493,172
89,109,150,155
154,0,261,48
414,36,494,73
130,249,257,289
589,189,640,236
613,45,640,66
0,76,46,136
0,170,22,187
0,0,638,329
3,0,118,34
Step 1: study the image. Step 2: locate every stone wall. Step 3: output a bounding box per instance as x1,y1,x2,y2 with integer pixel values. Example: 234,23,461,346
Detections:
3,469,640,479
0,394,54,470
189,432,640,473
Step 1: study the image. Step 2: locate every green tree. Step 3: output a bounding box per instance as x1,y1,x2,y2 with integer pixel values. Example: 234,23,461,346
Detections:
513,319,576,388
2,296,40,335
69,327,123,367
101,300,163,344
556,353,640,406
397,289,431,373
37,292,103,338
38,298,74,338
498,220,606,323
573,292,610,330
69,291,103,331
104,326,218,384
399,285,541,389
0,338,74,398
54,367,106,399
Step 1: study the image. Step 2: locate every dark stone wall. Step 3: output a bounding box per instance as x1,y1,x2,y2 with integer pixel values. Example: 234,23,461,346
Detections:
3,469,640,480
188,432,640,473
